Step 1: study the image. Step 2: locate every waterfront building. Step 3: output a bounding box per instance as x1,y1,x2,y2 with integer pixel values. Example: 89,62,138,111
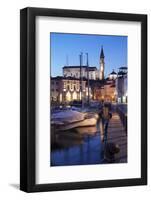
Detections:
100,80,116,102
51,76,87,104
115,67,128,103
63,66,98,80
63,46,105,81
89,78,116,103
51,47,127,104
108,70,117,80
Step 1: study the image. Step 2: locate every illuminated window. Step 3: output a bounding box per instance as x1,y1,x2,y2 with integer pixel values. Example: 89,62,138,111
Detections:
72,91,77,100
66,91,71,101
59,94,62,102
122,96,126,103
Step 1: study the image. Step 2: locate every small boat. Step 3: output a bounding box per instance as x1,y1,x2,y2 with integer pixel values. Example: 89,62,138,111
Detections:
51,110,86,124
51,110,98,131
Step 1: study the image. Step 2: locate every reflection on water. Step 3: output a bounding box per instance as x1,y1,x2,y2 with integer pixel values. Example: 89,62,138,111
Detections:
51,119,105,166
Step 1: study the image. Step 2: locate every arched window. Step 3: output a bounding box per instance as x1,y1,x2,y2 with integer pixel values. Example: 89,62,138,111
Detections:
72,91,77,100
66,91,71,101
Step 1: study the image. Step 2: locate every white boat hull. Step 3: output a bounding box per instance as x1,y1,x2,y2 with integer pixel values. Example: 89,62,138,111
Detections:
56,117,97,131
51,110,99,131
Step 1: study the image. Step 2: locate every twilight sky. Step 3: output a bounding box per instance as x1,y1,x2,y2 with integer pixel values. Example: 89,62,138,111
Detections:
50,33,127,77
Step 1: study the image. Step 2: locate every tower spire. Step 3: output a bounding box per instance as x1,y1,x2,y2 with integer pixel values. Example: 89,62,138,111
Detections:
99,46,105,80
100,45,104,58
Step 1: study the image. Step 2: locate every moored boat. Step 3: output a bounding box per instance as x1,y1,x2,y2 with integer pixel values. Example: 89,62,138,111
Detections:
51,110,98,131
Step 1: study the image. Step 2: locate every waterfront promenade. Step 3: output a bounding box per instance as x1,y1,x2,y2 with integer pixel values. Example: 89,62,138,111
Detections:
106,112,127,162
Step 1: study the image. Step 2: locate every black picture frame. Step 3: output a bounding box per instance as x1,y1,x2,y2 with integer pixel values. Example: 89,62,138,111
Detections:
20,7,147,192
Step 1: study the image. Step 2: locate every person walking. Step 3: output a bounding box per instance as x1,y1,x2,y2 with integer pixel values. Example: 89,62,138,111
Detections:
100,104,112,143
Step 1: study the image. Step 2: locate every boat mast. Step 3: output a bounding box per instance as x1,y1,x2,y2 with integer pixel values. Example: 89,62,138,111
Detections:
79,52,84,109
79,53,82,101
86,53,90,106
66,54,69,66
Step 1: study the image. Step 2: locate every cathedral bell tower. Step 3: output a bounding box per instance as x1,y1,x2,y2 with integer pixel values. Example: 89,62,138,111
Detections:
99,46,105,80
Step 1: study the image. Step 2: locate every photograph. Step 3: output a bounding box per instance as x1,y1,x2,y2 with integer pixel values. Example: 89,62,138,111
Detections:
20,7,147,192
50,33,128,166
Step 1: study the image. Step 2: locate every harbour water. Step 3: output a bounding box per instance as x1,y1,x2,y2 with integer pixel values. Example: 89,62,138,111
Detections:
51,119,105,166
50,104,127,166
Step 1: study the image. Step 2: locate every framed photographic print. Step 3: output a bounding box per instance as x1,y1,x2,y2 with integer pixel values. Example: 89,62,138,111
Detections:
20,7,147,192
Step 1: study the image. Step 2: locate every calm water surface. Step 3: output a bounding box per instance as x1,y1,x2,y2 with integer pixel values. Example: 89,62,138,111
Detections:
51,120,105,166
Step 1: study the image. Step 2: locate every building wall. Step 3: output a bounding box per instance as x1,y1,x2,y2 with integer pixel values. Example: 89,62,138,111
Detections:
116,75,127,103
51,79,61,102
51,78,87,103
94,84,115,102
103,84,116,102
63,67,98,80
63,68,80,78
91,80,116,102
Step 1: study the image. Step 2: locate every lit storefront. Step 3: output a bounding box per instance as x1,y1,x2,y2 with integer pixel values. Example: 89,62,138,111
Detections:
51,76,86,104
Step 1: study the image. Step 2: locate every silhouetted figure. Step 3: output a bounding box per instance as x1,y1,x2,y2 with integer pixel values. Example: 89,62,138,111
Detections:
99,103,112,143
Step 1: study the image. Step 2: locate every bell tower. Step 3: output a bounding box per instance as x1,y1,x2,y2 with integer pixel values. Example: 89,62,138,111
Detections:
99,46,105,80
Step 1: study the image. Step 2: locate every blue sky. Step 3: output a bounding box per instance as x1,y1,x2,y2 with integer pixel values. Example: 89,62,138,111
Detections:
50,33,127,77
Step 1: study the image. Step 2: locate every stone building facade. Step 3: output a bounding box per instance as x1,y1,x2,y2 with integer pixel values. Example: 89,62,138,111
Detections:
63,47,105,81
51,76,87,104
51,47,127,104
90,79,116,102
63,66,98,80
115,67,128,103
